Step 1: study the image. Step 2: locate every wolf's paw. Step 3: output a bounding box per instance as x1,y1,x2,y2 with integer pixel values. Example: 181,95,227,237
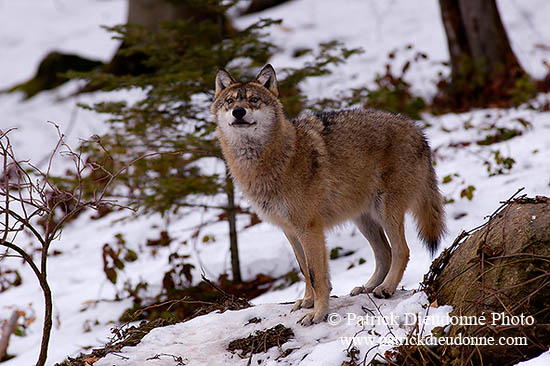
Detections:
373,284,395,299
298,309,327,326
350,285,376,296
291,297,314,312
351,279,383,296
350,286,366,296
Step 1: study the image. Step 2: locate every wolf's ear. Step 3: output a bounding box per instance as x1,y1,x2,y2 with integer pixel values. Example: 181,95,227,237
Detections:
254,64,278,97
215,68,237,98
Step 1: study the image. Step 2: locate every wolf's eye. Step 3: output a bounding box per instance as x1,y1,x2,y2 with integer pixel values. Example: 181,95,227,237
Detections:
225,98,234,105
249,97,259,103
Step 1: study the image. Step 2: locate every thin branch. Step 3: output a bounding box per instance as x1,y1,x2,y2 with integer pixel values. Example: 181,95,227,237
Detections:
1,137,9,243
0,240,42,285
1,206,46,247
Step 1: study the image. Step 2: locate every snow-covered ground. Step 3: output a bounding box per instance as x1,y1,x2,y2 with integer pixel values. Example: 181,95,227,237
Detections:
0,0,549,365
96,291,453,366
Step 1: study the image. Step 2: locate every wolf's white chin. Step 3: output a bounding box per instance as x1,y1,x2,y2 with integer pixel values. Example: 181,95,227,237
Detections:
217,109,274,147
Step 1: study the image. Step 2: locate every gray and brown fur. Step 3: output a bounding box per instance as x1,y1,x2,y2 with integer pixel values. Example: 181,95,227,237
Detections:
211,65,446,326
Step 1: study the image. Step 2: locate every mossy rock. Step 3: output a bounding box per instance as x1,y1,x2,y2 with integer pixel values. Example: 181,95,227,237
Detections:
423,196,550,365
7,51,102,98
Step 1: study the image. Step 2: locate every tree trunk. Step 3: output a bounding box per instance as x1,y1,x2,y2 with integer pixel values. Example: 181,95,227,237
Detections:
437,0,529,108
88,0,233,86
225,176,242,283
128,0,185,32
439,0,471,78
128,0,230,33
36,278,53,366
105,0,227,76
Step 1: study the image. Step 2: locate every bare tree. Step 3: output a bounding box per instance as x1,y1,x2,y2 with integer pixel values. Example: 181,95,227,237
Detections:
0,126,131,366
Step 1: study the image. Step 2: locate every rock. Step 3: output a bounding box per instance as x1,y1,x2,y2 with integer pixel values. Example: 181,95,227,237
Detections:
423,196,550,366
7,51,103,98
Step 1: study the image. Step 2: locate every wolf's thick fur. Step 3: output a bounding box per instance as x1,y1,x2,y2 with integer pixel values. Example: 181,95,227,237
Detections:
211,65,446,326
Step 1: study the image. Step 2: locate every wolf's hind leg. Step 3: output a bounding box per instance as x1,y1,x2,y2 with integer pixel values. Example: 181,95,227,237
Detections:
350,213,391,296
373,214,409,298
284,232,314,311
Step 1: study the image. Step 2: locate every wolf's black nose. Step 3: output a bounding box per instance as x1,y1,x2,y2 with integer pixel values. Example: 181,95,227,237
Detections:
232,107,246,119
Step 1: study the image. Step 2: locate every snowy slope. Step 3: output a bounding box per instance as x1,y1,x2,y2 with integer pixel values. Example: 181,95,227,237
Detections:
0,0,126,87
0,0,549,365
95,291,453,366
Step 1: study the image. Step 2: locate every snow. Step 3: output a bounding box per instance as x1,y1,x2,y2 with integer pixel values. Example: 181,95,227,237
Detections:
95,291,454,366
0,0,127,87
0,0,549,365
515,350,550,366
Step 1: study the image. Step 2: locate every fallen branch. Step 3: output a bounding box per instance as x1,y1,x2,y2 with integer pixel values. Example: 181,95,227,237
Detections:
0,311,21,361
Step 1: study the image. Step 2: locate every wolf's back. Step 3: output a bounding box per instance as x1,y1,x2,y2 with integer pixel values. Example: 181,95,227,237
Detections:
300,109,446,254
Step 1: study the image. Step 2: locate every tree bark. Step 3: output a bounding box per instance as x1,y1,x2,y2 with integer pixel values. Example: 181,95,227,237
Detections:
438,0,528,107
460,0,523,75
440,0,524,77
128,0,185,32
439,0,471,78
36,278,53,366
127,0,230,32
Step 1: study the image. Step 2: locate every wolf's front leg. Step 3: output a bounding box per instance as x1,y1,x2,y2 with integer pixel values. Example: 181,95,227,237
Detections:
293,282,314,311
295,222,331,326
284,232,314,311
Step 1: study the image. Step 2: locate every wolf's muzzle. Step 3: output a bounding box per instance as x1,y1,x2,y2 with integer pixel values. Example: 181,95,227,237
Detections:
232,107,246,119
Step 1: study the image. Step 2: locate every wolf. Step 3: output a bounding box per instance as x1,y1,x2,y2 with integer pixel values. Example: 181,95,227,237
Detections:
210,64,446,326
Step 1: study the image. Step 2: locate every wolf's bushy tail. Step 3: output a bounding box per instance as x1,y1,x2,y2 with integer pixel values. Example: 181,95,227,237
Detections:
413,166,446,256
